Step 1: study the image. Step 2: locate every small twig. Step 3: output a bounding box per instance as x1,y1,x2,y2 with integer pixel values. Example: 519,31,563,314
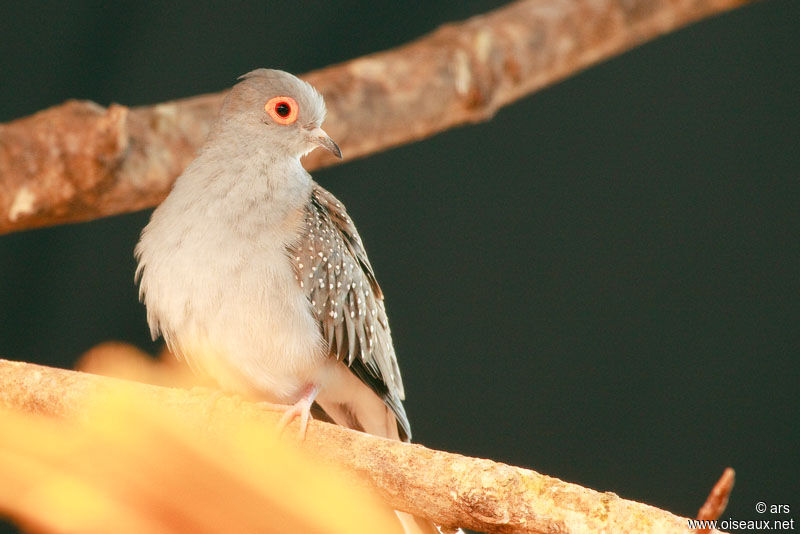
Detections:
0,358,725,534
0,0,754,234
695,468,735,533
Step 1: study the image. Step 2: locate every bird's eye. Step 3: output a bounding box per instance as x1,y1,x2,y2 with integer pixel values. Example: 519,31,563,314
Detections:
265,96,298,125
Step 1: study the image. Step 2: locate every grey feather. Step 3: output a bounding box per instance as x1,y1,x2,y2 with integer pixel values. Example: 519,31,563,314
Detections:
288,184,409,436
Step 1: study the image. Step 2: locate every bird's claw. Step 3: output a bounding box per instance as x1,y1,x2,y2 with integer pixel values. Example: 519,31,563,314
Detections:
277,402,312,439
257,384,318,440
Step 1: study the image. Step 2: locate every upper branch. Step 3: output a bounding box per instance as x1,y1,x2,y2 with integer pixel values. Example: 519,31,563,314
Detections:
0,0,752,234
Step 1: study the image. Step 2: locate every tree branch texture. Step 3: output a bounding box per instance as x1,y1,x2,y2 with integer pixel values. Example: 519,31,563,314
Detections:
0,359,724,534
695,468,735,533
0,0,752,235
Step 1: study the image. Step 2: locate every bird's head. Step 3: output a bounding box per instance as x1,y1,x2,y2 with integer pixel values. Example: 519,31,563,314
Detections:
218,68,342,160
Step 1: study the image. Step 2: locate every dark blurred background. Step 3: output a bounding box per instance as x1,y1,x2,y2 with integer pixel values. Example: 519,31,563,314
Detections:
1,1,798,532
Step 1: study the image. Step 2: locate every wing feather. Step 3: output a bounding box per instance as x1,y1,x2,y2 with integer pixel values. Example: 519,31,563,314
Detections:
287,184,409,440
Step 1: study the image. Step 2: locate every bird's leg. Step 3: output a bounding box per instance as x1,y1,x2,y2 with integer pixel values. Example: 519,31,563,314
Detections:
258,384,319,439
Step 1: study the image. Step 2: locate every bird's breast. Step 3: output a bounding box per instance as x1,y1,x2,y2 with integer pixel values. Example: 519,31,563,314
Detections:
139,197,325,402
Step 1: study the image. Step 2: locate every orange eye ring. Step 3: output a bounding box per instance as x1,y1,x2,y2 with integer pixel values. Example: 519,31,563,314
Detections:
265,96,298,125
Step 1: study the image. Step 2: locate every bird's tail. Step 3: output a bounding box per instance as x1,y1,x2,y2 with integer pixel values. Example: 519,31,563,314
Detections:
315,373,463,534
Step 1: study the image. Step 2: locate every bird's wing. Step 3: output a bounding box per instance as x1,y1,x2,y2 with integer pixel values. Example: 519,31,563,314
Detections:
288,183,410,440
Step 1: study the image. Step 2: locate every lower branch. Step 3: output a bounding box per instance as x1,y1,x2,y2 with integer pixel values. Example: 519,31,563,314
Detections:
695,468,735,533
0,359,724,534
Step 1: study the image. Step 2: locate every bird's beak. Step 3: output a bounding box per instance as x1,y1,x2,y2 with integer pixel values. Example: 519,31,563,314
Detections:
306,126,342,159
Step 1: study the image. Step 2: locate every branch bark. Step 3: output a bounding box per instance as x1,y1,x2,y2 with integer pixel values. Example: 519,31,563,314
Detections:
0,359,724,534
695,468,735,533
0,0,753,235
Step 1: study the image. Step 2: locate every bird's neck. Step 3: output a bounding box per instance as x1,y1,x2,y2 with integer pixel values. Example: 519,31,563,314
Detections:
167,134,313,232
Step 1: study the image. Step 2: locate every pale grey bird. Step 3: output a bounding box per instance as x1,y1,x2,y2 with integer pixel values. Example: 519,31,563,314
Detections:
135,69,449,533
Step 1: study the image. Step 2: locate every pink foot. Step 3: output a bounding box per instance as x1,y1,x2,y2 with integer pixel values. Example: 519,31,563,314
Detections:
258,385,319,439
